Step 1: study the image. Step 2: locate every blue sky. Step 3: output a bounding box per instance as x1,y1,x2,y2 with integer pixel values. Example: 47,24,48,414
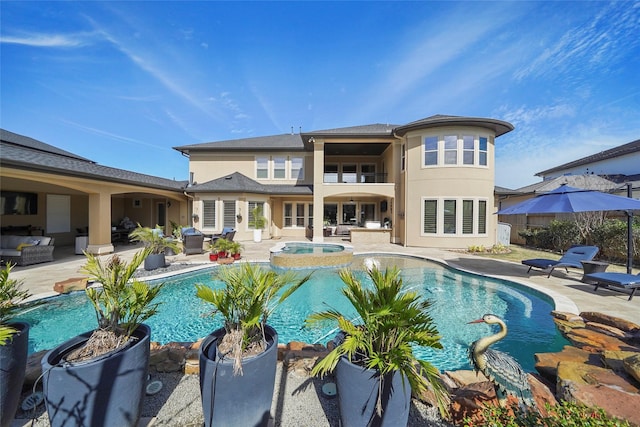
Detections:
1,1,639,188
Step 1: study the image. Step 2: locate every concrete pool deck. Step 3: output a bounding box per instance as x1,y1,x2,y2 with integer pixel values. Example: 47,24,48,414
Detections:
8,238,640,426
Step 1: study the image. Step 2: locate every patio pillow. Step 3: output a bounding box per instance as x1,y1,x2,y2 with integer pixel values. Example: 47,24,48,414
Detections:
16,242,34,251
39,237,52,246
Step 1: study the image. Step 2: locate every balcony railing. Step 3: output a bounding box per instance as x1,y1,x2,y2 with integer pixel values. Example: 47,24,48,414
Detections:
323,173,388,184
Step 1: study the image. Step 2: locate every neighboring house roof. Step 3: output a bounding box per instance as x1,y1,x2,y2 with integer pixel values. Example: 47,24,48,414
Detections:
188,172,313,195
174,133,306,154
494,186,521,195
1,128,188,191
515,174,620,194
536,138,640,177
393,114,514,137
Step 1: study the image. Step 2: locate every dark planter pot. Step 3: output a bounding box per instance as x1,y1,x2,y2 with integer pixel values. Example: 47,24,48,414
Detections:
199,325,278,427
0,322,29,427
144,253,166,271
41,324,151,427
335,357,411,427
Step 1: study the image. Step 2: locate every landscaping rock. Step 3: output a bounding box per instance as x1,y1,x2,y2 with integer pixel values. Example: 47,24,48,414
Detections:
580,312,640,334
534,345,601,381
623,353,640,385
53,277,87,293
564,327,638,352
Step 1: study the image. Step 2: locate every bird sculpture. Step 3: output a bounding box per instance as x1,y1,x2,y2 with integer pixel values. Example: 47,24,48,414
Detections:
468,314,536,408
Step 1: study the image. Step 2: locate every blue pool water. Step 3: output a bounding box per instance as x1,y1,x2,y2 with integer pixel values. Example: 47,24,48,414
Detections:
15,255,567,372
282,242,344,254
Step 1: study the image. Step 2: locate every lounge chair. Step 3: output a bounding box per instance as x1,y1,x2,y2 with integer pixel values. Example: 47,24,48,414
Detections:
521,245,599,278
584,272,640,301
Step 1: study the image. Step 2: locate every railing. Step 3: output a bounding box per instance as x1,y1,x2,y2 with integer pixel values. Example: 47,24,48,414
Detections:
323,173,388,184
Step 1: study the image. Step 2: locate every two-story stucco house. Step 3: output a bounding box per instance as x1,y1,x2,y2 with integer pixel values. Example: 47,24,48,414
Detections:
174,114,514,248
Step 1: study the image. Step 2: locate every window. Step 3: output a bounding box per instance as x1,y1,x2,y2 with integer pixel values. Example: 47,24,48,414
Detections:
360,164,376,183
296,204,305,227
248,201,264,229
361,203,376,223
443,200,456,234
324,164,338,183
308,203,313,226
478,200,487,234
291,157,303,180
444,135,457,165
463,135,475,165
284,203,293,227
342,164,357,183
462,200,474,234
274,157,286,179
401,144,405,171
424,136,438,165
324,203,337,225
223,200,236,228
479,137,488,166
423,200,437,234
203,200,216,228
256,157,268,179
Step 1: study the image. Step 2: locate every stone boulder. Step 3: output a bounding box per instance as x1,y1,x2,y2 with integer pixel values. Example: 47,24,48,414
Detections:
53,277,88,293
535,345,601,381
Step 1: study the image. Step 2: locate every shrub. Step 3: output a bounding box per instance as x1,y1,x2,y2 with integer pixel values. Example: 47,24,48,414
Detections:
463,401,632,427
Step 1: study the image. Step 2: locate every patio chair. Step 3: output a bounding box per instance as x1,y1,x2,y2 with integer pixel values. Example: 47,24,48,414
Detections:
584,271,640,301
521,245,599,278
182,229,205,255
211,227,236,243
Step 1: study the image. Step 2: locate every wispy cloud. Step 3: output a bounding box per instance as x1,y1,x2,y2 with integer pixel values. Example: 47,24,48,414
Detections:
60,119,169,151
0,31,95,47
514,3,640,81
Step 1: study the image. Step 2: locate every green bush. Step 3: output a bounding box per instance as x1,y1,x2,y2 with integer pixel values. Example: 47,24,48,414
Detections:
464,401,631,427
547,220,581,251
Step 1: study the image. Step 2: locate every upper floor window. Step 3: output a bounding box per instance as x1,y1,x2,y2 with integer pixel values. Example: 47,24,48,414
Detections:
274,157,286,179
463,135,475,165
360,164,376,183
401,144,406,171
256,157,268,179
423,134,490,168
424,136,438,165
291,157,303,180
342,164,357,183
444,135,457,165
479,137,488,166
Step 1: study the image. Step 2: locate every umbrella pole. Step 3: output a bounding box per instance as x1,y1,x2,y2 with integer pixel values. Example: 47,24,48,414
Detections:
627,183,633,274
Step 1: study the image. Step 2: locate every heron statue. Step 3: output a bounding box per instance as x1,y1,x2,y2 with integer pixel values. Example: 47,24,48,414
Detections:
468,314,535,408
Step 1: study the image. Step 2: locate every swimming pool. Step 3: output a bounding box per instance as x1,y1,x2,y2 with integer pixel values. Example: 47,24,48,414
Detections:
15,255,567,372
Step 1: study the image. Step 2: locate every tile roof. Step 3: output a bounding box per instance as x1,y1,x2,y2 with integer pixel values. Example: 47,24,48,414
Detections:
536,139,640,176
174,133,306,154
515,174,620,194
187,172,312,195
1,129,188,191
394,115,514,137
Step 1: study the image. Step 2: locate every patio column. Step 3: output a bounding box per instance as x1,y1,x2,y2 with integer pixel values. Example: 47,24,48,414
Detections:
86,191,115,254
312,138,325,242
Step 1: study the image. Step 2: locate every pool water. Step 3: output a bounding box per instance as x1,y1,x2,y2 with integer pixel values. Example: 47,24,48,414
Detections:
282,242,344,254
15,255,568,372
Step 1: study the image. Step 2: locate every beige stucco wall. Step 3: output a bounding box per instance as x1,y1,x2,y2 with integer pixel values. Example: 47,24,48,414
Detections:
402,127,497,249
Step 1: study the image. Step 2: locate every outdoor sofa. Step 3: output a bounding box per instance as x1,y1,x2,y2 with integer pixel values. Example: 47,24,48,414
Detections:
181,227,205,255
584,271,640,301
0,235,55,266
522,245,599,278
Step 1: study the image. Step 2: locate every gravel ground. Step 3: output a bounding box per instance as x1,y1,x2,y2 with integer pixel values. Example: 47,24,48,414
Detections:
14,364,453,426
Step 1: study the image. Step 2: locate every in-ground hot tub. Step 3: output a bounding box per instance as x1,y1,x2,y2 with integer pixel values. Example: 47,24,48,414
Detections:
270,241,354,269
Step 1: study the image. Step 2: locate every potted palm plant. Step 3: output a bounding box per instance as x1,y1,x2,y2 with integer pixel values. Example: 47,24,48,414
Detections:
249,205,267,243
41,248,163,427
229,241,243,260
0,263,31,427
211,238,233,261
195,263,312,427
129,224,180,270
306,264,449,426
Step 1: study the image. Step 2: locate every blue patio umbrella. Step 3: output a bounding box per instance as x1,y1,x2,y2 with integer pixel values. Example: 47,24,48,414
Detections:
497,184,640,273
